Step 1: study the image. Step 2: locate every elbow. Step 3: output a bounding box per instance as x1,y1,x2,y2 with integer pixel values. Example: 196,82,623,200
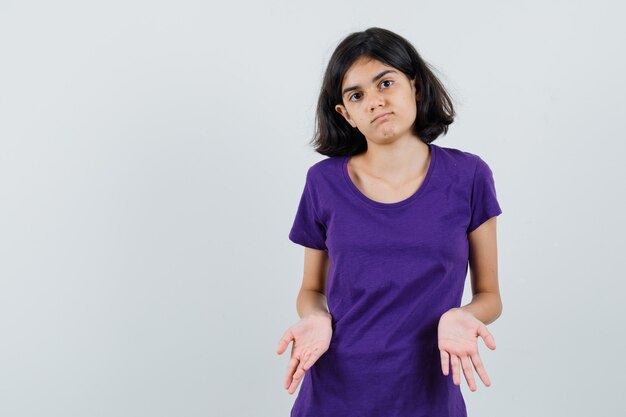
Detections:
496,297,503,320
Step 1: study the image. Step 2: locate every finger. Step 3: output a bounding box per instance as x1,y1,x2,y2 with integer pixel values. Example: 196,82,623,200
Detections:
440,349,450,376
470,352,491,387
288,349,319,394
301,350,314,371
286,348,313,390
460,355,477,391
276,329,295,355
477,325,496,350
283,356,300,389
451,354,460,386
288,361,307,394
293,351,311,381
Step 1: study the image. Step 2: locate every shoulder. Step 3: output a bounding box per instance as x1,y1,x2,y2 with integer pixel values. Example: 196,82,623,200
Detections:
305,156,343,184
435,143,480,164
433,143,493,176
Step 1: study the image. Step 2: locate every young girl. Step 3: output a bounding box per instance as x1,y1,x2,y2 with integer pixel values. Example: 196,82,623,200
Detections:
276,27,503,417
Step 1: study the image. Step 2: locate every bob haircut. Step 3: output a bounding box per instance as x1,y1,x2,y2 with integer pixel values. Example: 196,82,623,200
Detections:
311,27,455,157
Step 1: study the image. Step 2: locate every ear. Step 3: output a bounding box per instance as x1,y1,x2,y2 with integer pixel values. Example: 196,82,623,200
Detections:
410,76,420,101
335,104,356,128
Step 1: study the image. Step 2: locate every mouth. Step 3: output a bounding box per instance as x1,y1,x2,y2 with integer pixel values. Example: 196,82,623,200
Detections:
371,112,392,123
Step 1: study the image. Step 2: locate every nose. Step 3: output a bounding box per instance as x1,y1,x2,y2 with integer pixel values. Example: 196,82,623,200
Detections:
368,91,385,111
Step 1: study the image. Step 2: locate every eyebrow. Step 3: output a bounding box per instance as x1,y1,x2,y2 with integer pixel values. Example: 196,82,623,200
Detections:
342,69,398,97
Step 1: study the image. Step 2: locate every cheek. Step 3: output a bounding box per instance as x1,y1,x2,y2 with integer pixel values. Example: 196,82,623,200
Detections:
403,96,418,115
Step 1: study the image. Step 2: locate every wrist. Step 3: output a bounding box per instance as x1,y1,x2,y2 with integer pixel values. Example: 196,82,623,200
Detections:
306,310,332,319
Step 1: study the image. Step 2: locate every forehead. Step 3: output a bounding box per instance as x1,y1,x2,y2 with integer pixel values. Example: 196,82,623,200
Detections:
341,57,398,86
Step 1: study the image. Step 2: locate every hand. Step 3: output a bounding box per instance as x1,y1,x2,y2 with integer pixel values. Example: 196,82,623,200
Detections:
437,307,496,391
276,311,333,395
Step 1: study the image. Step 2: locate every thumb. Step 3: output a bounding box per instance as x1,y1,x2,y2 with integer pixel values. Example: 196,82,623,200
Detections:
276,329,295,355
477,325,496,350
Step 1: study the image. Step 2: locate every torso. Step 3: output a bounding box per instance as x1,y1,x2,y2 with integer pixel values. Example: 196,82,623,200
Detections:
289,143,485,416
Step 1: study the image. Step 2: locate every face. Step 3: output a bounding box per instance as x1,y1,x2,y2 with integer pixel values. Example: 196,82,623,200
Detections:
335,57,419,144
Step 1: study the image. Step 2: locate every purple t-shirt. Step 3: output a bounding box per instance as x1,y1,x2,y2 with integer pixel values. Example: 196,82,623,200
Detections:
288,142,502,417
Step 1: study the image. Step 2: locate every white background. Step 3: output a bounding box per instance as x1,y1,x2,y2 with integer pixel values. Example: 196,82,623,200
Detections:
1,0,624,416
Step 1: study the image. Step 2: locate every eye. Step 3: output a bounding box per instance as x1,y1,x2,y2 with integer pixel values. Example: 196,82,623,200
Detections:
349,92,362,102
347,80,393,102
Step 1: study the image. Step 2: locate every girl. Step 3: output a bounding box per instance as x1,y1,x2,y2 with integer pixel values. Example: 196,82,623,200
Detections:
276,27,503,417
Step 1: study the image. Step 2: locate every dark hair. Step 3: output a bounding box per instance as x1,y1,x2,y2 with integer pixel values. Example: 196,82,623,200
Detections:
311,27,455,157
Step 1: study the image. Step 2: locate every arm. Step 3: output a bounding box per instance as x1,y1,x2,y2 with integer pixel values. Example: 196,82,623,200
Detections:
460,216,502,325
277,247,332,394
296,247,331,319
437,216,501,391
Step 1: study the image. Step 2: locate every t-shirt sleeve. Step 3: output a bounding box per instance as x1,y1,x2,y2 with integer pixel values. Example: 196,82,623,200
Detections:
288,169,328,251
467,156,503,234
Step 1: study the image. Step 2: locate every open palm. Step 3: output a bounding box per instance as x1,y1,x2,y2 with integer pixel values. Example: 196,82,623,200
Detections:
276,312,333,394
437,308,496,391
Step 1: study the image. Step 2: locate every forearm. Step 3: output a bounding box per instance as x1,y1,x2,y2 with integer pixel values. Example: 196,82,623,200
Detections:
296,289,331,319
460,292,502,325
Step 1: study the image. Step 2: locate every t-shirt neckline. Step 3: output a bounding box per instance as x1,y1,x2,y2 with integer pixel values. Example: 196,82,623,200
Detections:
341,143,437,209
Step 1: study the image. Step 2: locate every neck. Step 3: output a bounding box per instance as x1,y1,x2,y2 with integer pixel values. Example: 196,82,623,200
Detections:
360,135,430,177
